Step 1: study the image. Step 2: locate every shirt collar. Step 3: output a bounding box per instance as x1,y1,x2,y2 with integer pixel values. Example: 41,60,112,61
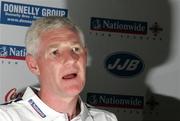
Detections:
22,87,91,121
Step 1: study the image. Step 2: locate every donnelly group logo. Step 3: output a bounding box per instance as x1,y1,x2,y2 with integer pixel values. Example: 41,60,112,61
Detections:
0,1,68,27
90,17,147,35
0,44,26,60
87,93,144,109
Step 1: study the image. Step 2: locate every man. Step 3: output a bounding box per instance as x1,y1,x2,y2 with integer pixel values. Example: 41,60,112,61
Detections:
0,16,118,121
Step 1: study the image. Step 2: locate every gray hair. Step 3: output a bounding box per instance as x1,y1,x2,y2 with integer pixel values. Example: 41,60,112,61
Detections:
25,16,85,56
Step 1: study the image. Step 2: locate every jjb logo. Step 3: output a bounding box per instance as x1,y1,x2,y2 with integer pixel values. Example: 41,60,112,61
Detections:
105,52,144,77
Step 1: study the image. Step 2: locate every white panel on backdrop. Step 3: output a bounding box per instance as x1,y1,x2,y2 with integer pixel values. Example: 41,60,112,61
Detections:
1,0,180,121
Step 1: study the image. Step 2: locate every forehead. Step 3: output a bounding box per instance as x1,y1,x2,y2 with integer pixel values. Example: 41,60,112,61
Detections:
39,27,82,47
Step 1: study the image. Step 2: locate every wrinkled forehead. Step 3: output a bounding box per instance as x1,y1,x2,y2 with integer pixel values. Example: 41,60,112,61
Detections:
38,27,83,49
40,27,80,40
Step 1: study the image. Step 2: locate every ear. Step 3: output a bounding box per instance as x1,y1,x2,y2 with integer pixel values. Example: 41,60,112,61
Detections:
25,54,40,75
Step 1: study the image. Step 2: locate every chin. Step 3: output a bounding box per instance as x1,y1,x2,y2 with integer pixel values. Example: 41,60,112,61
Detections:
64,86,84,97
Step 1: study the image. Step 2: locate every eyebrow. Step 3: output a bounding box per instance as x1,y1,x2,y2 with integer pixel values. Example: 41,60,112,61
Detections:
47,44,59,49
47,42,83,50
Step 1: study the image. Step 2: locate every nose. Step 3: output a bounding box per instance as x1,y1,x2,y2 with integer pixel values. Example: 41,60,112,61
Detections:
61,50,79,64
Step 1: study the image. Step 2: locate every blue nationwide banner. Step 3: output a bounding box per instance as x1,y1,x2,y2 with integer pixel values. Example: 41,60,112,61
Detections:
0,44,26,60
87,92,144,109
90,17,147,35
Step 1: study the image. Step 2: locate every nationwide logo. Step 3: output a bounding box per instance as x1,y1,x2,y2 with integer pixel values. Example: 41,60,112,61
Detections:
105,51,144,77
0,44,26,60
87,93,144,109
90,17,147,35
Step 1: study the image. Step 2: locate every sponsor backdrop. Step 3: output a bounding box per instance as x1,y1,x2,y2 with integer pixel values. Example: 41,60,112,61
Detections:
0,0,180,120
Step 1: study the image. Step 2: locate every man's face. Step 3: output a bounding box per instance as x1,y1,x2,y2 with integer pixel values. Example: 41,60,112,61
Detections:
27,27,87,98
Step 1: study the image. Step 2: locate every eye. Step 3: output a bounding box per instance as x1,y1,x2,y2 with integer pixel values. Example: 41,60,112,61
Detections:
52,50,58,55
72,46,82,54
51,49,60,56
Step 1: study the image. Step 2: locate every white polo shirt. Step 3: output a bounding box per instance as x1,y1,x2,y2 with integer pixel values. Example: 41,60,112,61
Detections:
0,87,118,121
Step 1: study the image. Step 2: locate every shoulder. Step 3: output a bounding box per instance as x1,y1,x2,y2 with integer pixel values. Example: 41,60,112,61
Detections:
86,104,118,121
0,100,24,121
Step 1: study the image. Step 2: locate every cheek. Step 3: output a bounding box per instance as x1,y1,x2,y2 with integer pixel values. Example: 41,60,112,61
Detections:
82,57,87,69
38,59,57,76
80,53,87,65
78,58,87,78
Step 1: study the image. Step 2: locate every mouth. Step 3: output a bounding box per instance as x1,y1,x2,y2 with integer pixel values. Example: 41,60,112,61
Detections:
62,73,78,80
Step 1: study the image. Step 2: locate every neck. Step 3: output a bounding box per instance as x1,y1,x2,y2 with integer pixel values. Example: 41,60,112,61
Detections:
38,90,80,120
